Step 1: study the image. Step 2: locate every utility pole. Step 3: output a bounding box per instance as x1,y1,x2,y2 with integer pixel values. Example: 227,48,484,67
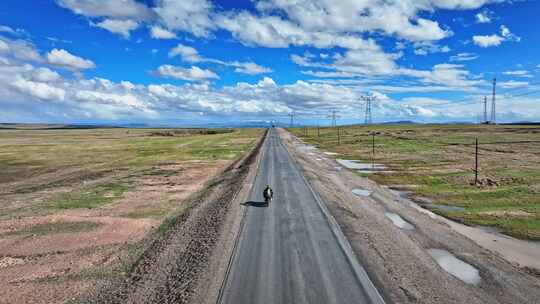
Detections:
371,132,375,170
288,113,295,128
361,96,377,124
317,125,320,137
475,138,479,185
483,96,488,123
327,110,340,127
490,78,496,124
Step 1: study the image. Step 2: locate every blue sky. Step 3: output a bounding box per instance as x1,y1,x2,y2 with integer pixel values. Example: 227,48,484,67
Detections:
0,0,539,126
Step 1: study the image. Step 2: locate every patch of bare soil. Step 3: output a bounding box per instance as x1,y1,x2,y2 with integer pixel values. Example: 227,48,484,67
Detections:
0,215,156,256
0,159,238,304
103,162,228,219
0,244,124,304
81,132,265,304
281,129,540,304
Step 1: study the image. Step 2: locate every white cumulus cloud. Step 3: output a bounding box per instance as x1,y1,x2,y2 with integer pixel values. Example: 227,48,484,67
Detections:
503,70,532,78
150,26,177,39
413,42,451,55
473,25,520,48
94,19,139,38
168,44,272,75
231,62,272,75
46,49,95,70
154,65,219,81
475,10,492,23
473,34,504,47
12,78,65,101
168,44,201,62
499,80,528,89
56,0,155,21
30,67,61,82
153,0,215,38
0,38,42,62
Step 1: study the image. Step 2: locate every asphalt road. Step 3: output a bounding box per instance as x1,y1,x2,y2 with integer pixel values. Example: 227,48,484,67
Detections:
219,129,384,304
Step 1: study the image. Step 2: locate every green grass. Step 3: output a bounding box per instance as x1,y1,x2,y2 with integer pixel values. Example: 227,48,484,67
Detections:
291,124,540,240
0,128,262,185
46,182,132,209
2,221,101,237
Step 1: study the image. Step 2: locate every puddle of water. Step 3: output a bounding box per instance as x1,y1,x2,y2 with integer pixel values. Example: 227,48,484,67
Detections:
357,170,395,175
336,159,386,170
385,212,414,230
352,188,372,197
299,144,316,152
357,170,374,174
324,152,339,155
425,204,466,212
394,188,540,270
427,249,481,285
390,189,412,199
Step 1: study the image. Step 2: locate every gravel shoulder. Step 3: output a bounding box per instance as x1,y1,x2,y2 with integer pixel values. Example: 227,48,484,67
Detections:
280,128,540,304
81,130,266,304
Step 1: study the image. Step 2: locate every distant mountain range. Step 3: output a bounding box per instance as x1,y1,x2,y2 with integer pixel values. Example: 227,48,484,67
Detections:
2,120,539,129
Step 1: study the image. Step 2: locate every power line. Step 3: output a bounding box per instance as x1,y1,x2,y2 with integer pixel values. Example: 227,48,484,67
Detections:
288,112,295,127
267,85,540,124
483,96,488,123
491,77,496,124
424,86,540,109
418,79,540,109
327,110,340,127
361,95,377,124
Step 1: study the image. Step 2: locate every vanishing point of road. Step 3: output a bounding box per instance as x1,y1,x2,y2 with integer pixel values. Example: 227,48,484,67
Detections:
219,128,385,304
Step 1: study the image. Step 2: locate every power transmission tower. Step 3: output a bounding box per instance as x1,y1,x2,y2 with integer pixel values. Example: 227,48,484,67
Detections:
288,113,295,127
490,78,496,124
483,96,488,123
361,96,377,124
327,110,340,127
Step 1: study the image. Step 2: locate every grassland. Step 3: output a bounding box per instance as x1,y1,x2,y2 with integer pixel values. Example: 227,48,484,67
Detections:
0,128,260,217
0,127,262,303
290,124,540,240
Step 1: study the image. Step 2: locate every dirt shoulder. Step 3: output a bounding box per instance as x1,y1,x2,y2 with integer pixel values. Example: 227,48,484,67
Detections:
280,128,540,304
81,130,266,304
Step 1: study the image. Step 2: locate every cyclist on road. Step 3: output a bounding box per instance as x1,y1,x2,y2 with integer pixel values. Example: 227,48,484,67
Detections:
263,185,273,204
